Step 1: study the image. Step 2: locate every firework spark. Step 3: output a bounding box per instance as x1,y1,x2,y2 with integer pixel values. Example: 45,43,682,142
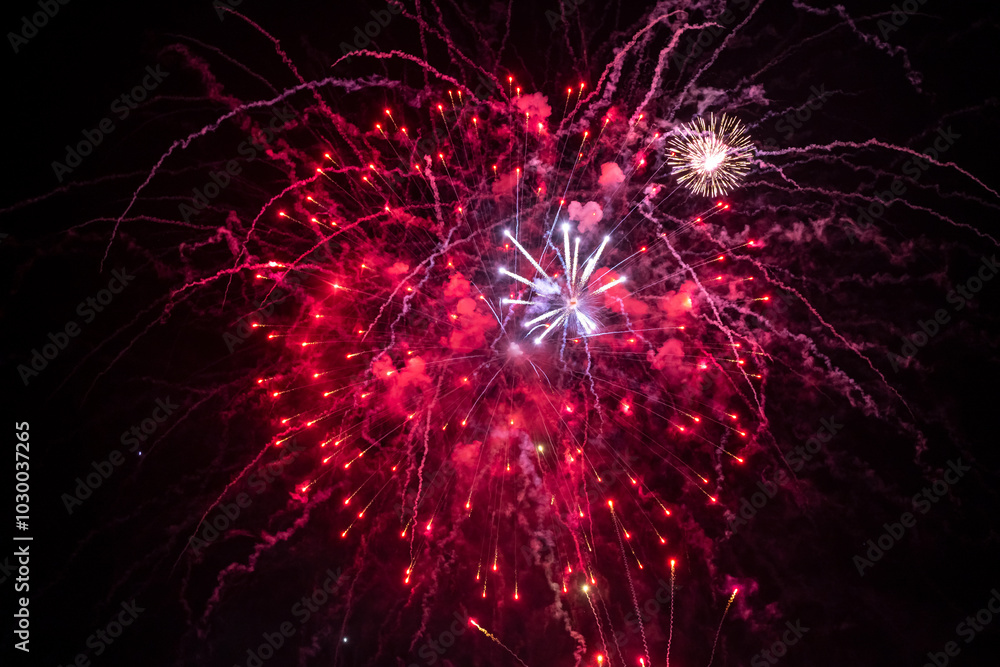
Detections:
667,113,755,197
15,2,994,666
235,85,761,664
501,226,624,344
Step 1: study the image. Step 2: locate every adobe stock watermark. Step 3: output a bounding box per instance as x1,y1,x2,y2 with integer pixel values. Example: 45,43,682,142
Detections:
55,599,145,667
51,64,170,183
233,567,345,667
7,0,71,54
16,268,137,386
410,612,472,666
62,397,181,514
922,587,1000,667
728,416,843,532
758,85,832,150
394,460,454,520
188,439,306,554
0,555,18,584
887,255,999,371
337,1,404,62
13,545,30,652
212,0,242,20
875,0,933,40
223,273,303,353
405,102,473,158
618,576,685,652
546,0,586,30
178,105,297,222
847,125,960,243
671,0,753,70
749,619,810,666
853,458,971,576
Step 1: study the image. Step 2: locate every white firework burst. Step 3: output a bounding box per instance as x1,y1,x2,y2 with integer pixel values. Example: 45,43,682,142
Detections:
667,113,755,197
501,226,626,344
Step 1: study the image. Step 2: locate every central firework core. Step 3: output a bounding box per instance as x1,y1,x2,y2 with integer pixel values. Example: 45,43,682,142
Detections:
698,141,728,173
667,112,754,197
501,224,627,344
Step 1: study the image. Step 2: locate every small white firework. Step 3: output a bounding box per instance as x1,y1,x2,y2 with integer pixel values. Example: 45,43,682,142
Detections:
667,113,754,197
501,226,625,344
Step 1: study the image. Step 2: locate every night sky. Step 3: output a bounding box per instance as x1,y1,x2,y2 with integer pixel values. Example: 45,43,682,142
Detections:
3,1,1000,666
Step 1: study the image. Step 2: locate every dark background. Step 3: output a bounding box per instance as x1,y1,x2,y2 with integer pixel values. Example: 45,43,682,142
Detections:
2,1,1000,666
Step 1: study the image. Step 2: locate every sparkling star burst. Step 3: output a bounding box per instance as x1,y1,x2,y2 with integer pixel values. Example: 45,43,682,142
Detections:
500,225,626,344
667,113,755,197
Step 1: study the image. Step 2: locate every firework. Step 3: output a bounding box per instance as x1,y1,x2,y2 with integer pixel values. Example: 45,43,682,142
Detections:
667,113,755,197
501,227,624,343
207,71,763,666
16,2,995,666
